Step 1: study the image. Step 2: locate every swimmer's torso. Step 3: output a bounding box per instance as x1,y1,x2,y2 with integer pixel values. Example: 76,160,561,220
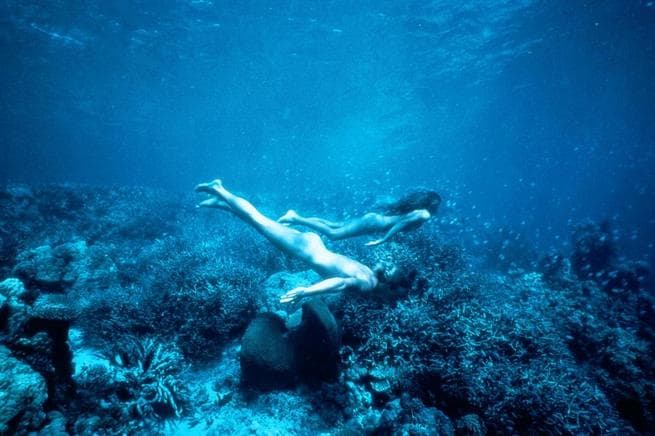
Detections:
301,232,377,290
356,210,430,235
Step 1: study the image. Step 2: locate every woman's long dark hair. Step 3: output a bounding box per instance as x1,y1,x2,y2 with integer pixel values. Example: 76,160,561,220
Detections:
380,189,441,215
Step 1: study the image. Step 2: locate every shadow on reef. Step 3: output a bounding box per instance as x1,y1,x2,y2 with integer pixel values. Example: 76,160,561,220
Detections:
0,184,653,434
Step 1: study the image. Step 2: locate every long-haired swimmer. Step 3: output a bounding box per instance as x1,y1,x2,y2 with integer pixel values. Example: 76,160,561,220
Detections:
277,189,441,246
195,180,378,304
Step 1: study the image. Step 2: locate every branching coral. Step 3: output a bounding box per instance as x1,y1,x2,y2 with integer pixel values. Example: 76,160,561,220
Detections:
108,336,189,419
72,335,190,433
340,271,630,433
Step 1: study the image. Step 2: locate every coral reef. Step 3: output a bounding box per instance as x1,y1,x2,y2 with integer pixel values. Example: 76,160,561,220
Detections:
0,345,47,433
571,221,616,279
71,335,190,434
0,278,75,409
0,184,653,434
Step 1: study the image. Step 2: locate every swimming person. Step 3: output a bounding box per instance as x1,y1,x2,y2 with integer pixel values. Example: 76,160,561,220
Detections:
277,190,441,246
195,179,378,304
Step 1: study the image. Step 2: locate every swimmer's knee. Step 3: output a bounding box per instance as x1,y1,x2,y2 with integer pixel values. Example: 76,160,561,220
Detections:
326,228,347,240
314,227,341,239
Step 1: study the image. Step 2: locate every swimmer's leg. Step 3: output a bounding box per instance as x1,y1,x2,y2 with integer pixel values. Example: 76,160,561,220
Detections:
197,197,232,211
195,179,224,195
320,218,346,228
279,210,344,228
277,209,299,223
195,180,322,257
277,212,349,239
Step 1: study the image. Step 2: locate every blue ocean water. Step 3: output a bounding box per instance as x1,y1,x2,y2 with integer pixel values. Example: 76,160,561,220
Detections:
1,1,654,434
3,0,654,259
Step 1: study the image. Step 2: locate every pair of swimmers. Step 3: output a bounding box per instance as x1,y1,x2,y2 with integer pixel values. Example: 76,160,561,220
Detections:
195,180,440,304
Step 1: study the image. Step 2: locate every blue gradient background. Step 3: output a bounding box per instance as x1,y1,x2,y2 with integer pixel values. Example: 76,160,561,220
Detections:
1,1,653,260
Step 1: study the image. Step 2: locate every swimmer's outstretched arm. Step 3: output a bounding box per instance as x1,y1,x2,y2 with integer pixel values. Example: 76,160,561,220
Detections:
365,210,430,246
279,277,361,304
364,223,403,246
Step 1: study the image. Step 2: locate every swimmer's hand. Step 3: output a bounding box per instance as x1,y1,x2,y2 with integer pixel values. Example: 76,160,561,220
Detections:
280,287,306,304
365,239,383,247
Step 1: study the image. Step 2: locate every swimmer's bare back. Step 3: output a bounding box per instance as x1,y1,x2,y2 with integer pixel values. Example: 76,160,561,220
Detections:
195,179,378,304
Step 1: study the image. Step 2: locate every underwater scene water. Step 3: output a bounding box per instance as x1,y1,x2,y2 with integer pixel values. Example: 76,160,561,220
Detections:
1,1,654,434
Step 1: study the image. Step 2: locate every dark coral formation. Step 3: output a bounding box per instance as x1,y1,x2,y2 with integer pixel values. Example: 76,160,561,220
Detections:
292,299,341,381
240,299,341,390
0,278,75,412
0,184,653,434
571,221,616,279
240,313,297,390
0,344,47,433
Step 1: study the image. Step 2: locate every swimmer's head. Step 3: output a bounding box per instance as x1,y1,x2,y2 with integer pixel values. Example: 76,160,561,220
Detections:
381,189,441,215
373,262,396,283
373,261,417,290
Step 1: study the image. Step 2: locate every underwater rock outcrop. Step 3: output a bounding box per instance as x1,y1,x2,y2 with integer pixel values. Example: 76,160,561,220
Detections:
292,299,341,381
240,312,297,390
12,240,118,296
13,242,87,292
0,278,75,408
0,345,48,434
240,299,341,389
38,411,68,435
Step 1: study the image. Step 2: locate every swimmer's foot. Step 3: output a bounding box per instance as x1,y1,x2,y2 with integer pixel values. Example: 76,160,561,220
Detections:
194,179,223,195
197,197,231,210
277,209,299,224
